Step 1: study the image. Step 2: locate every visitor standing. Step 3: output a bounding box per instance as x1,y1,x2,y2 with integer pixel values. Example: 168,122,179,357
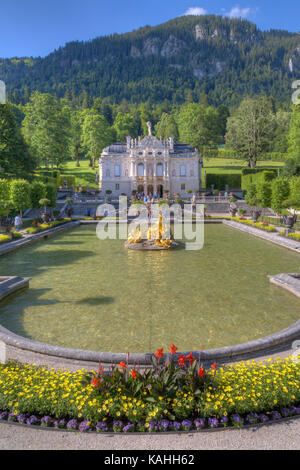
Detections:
14,213,22,231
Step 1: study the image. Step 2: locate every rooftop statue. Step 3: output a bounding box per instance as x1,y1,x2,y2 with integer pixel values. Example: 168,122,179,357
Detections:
147,121,152,136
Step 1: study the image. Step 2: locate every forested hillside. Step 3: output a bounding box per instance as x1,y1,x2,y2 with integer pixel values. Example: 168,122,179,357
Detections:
1,15,300,106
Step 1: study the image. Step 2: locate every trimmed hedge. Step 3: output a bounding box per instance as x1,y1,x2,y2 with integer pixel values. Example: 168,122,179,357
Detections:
242,169,277,190
206,174,242,190
217,149,287,162
58,176,76,189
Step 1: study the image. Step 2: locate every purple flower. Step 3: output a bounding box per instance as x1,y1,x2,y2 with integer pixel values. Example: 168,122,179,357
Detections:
159,419,170,431
41,416,52,427
123,423,135,433
149,420,158,432
113,420,123,432
208,417,219,428
232,414,242,423
182,419,193,431
194,418,206,430
67,419,78,430
258,414,269,423
8,412,18,422
17,414,28,424
78,420,92,433
288,406,299,416
220,416,229,427
95,421,108,432
270,411,282,421
281,408,290,418
171,421,182,431
0,411,8,420
246,413,259,425
26,415,38,426
231,414,243,427
54,419,66,429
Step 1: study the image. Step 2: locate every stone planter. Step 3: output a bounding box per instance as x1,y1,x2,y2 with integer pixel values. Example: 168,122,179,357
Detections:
283,215,296,230
251,210,261,222
0,220,14,235
41,213,51,224
229,207,238,217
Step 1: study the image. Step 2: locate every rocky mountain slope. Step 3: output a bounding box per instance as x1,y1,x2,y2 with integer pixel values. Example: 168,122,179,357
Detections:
1,15,300,106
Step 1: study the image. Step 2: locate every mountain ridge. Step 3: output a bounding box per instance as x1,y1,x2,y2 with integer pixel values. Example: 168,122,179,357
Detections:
1,15,300,106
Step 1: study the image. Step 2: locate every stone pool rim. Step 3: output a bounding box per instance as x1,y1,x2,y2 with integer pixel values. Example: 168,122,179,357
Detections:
1,317,300,366
0,218,300,366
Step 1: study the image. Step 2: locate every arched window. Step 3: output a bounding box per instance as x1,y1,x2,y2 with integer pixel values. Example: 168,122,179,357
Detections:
137,163,144,177
157,163,163,177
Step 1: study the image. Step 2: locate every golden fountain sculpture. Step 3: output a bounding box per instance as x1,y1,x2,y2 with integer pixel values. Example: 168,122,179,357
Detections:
125,212,178,250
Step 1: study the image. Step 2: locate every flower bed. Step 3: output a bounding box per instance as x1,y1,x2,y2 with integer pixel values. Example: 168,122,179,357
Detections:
25,218,72,234
0,348,299,433
231,218,277,232
279,232,300,242
0,232,24,243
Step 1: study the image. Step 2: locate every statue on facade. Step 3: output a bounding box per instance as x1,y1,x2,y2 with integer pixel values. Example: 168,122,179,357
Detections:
147,121,152,136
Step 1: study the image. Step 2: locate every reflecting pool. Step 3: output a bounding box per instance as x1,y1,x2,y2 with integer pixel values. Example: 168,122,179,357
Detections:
0,224,299,353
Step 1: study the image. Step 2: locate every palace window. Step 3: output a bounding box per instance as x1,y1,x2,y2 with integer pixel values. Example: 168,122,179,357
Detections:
157,163,163,177
137,163,144,177
115,184,120,190
180,165,186,177
115,165,121,177
181,183,186,190
106,169,110,178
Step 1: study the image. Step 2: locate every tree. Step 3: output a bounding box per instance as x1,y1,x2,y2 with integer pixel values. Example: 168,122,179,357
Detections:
81,113,114,168
225,96,276,168
22,92,71,169
271,177,290,214
0,179,11,201
256,181,272,214
155,113,179,141
10,179,30,215
273,110,290,153
177,103,222,154
0,104,35,178
68,109,83,167
30,181,46,209
45,183,57,209
113,113,138,141
288,105,300,159
245,183,259,208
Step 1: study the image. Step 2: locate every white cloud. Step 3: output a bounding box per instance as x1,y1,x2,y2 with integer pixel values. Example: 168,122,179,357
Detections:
225,6,251,18
184,7,208,16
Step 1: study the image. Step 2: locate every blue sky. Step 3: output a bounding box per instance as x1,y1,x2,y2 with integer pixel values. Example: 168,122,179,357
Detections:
1,0,299,58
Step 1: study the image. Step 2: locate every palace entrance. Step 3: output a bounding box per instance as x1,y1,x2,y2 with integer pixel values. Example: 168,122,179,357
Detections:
157,184,163,198
147,185,153,196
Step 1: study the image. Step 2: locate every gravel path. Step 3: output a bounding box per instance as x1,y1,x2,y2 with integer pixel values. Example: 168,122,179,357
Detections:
0,418,299,450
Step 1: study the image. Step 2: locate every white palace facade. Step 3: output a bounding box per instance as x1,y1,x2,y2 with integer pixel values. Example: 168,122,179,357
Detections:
99,123,202,198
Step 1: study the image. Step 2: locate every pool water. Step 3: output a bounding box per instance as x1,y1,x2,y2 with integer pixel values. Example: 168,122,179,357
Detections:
0,224,299,353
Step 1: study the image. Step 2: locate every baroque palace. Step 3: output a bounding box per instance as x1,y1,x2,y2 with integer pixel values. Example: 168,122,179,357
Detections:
99,122,202,198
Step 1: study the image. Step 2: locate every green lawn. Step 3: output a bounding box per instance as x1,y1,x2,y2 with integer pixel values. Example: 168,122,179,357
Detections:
202,158,284,174
59,160,99,188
